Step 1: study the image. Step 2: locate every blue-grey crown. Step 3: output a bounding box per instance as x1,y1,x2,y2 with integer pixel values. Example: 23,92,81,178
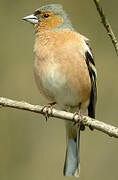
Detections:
35,4,74,31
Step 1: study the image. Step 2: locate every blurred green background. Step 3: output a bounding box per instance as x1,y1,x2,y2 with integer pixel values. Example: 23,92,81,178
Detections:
0,0,118,180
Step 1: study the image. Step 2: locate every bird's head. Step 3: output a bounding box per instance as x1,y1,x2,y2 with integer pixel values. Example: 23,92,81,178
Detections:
23,4,73,33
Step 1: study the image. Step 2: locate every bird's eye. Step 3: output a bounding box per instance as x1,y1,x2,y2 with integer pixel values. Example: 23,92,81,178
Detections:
44,14,50,18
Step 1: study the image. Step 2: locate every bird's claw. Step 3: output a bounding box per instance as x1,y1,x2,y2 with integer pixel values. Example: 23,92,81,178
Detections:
41,102,56,122
73,111,85,131
89,125,94,131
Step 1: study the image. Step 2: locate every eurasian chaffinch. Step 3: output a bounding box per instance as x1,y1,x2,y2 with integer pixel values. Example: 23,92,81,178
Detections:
23,4,97,178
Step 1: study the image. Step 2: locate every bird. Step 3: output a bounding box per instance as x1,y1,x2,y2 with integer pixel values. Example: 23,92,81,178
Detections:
23,4,97,178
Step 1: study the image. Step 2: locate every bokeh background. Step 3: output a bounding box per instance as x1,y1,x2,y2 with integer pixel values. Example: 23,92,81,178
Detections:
0,0,118,180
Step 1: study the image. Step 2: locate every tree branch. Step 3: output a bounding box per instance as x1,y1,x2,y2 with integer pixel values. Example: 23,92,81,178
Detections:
0,97,118,138
93,0,118,56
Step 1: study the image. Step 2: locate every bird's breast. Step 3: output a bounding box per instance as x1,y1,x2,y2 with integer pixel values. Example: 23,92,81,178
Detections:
34,57,81,106
34,31,91,107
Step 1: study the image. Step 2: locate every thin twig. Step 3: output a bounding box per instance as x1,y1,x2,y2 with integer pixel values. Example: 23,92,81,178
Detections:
0,97,118,138
93,0,118,56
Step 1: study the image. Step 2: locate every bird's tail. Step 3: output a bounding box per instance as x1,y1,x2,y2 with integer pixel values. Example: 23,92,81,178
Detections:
63,121,80,178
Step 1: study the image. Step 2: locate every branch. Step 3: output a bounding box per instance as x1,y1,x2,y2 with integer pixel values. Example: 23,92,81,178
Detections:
93,0,118,56
0,97,118,138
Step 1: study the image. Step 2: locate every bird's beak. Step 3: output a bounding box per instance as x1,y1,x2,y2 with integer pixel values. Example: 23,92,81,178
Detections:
22,14,39,24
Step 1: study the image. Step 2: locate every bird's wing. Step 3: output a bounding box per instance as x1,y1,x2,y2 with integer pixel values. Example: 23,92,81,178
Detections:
84,41,97,118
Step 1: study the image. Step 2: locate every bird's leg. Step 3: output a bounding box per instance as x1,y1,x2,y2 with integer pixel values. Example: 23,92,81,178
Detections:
73,103,85,131
73,111,85,131
41,102,56,121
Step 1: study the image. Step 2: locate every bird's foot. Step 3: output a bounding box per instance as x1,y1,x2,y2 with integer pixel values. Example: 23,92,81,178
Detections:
89,125,94,131
73,111,85,131
41,102,56,122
